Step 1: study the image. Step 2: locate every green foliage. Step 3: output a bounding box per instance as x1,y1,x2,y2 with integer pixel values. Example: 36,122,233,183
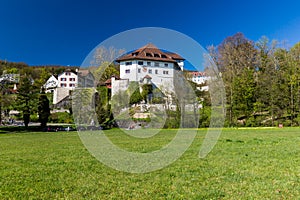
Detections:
127,82,142,105
49,112,73,123
141,84,153,103
164,109,180,129
95,86,111,125
38,93,50,127
16,74,38,128
199,106,211,127
5,67,19,74
93,62,119,85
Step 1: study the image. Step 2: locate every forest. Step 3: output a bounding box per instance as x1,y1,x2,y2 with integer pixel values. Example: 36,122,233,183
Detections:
207,32,300,127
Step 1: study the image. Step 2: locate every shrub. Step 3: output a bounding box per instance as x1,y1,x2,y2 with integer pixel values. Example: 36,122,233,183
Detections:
49,112,73,124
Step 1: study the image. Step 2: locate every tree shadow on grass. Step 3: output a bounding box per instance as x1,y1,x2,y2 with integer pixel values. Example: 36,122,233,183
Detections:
0,126,43,134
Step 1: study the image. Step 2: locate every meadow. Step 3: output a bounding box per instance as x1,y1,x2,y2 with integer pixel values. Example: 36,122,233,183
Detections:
1,127,300,199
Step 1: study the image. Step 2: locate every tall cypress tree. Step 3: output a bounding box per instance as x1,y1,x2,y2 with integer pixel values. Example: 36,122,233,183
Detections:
16,74,38,128
38,90,50,128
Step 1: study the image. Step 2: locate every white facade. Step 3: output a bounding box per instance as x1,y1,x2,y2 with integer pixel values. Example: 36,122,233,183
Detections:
49,69,94,105
188,71,210,91
191,75,209,85
119,60,179,92
111,76,129,97
44,75,58,93
58,71,78,88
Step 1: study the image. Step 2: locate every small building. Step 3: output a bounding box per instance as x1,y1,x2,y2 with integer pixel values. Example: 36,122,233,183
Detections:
45,69,95,106
44,75,58,93
187,71,209,91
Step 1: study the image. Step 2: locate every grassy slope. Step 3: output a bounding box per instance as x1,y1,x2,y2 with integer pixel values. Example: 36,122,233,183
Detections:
1,128,300,199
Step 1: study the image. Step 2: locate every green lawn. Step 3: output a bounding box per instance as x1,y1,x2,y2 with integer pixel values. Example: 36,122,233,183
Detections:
1,128,300,199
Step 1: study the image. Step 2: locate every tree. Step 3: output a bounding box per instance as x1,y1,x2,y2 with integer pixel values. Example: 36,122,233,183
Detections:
95,86,111,125
93,62,120,85
141,84,153,103
38,90,50,127
90,46,125,67
217,32,257,126
128,82,142,105
16,74,38,128
35,68,50,89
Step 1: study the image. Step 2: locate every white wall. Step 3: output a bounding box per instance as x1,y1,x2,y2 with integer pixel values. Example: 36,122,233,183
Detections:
119,60,180,91
58,71,77,88
44,75,58,93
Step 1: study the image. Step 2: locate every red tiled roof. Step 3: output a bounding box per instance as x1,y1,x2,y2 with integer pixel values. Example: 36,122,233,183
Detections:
115,43,184,63
189,71,207,76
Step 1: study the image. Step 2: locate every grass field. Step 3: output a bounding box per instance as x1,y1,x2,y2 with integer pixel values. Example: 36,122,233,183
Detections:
1,127,300,199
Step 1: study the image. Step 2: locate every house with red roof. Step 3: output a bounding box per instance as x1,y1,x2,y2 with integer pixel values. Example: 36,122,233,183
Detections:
44,69,95,106
113,43,185,95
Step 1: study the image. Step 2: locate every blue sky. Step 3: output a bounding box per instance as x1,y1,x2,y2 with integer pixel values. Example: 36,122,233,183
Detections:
0,0,300,66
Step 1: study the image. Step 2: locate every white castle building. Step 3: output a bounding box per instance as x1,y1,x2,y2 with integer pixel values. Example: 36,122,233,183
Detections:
112,44,185,96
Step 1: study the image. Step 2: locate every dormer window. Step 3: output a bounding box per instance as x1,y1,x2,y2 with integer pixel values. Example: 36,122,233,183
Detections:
161,54,167,58
146,53,152,57
154,53,160,58
132,52,139,56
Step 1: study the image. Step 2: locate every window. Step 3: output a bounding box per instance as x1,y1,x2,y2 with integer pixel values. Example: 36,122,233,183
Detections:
164,63,168,67
132,52,139,56
161,54,167,58
146,53,152,57
154,62,159,67
163,70,169,75
61,83,67,87
65,72,71,76
138,61,143,65
155,70,158,74
154,53,160,57
69,83,75,87
138,68,141,73
147,62,151,66
125,69,130,73
60,78,66,81
148,69,152,74
125,62,132,66
69,78,75,81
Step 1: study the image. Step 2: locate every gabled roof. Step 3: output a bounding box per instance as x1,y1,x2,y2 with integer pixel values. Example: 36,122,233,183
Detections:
78,69,94,78
115,43,184,63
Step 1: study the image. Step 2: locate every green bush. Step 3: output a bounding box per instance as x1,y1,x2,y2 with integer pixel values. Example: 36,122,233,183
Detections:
49,112,73,124
30,114,39,122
